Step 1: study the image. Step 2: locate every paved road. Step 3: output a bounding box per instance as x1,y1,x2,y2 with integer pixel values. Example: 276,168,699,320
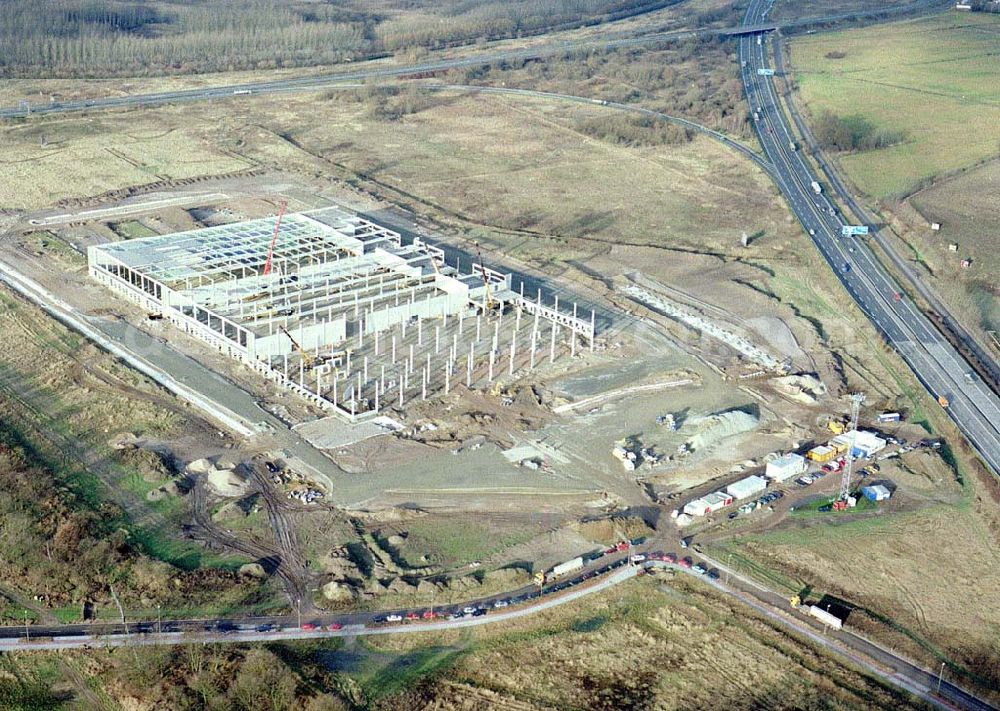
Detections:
0,1,949,120
770,39,1000,395
739,0,1000,475
2,545,994,710
698,550,995,711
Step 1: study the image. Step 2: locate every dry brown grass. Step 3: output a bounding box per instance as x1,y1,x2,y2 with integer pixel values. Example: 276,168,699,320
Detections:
364,575,927,709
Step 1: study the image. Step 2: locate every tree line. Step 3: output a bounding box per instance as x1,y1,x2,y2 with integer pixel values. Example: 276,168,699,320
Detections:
0,0,674,78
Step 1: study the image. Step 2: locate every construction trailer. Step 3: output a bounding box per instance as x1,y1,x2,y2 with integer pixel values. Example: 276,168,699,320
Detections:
834,430,887,459
683,491,733,517
765,453,806,482
88,207,596,420
806,445,837,463
808,605,843,630
726,474,768,500
860,484,891,502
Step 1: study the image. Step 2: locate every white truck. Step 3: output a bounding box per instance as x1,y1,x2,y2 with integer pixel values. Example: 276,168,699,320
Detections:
810,181,822,195
547,556,584,582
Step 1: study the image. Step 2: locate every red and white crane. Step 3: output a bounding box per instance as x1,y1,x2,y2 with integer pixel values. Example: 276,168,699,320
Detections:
262,200,288,277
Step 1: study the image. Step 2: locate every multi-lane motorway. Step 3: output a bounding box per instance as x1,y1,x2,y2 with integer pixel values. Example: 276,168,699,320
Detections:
740,0,1000,475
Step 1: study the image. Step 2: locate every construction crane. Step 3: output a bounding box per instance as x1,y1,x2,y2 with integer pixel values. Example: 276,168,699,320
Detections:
280,326,317,369
262,200,288,277
474,242,499,313
836,393,865,507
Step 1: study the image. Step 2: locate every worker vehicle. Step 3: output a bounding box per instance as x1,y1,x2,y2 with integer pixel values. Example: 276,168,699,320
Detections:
678,557,693,569
810,181,822,194
692,564,707,575
664,552,678,564
327,622,343,630
384,614,403,623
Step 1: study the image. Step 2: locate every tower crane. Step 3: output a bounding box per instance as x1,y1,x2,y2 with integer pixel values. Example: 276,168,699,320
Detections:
263,200,288,277
836,393,865,507
474,242,499,313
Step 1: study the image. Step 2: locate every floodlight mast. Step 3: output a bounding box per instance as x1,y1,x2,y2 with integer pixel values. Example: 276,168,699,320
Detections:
263,201,288,277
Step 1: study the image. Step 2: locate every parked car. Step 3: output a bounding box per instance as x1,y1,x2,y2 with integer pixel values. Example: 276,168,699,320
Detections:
493,600,509,609
255,624,274,633
678,557,693,569
405,612,419,621
664,552,678,564
692,564,707,575
384,614,403,623
327,622,343,630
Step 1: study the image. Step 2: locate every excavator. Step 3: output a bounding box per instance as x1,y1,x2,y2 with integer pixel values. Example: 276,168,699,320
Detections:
279,327,352,371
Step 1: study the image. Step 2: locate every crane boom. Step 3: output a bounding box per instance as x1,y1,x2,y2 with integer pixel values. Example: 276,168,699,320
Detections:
263,201,288,277
280,325,315,368
474,242,496,311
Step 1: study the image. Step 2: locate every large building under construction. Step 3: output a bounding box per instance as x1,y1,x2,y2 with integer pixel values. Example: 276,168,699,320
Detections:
89,207,595,420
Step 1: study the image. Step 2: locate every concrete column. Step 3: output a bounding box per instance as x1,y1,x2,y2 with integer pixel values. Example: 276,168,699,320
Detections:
467,344,473,387
374,380,380,413
590,309,597,353
445,363,450,395
408,344,414,374
488,349,494,382
550,323,556,363
417,316,423,346
374,329,380,356
509,337,516,376
363,356,369,383
391,335,397,364
435,325,440,354
476,315,481,342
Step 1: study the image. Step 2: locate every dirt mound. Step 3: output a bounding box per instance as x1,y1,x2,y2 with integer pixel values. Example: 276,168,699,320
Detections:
573,516,652,546
206,468,250,497
772,374,827,404
239,563,267,579
321,581,355,602
685,410,759,453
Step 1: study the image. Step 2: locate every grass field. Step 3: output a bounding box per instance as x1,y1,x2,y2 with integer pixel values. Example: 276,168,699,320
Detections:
789,12,1000,198
904,159,1000,333
0,111,253,210
714,498,1000,695
356,575,926,709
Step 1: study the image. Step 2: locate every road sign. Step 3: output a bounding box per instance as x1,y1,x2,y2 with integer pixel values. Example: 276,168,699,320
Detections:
756,68,775,76
841,225,869,236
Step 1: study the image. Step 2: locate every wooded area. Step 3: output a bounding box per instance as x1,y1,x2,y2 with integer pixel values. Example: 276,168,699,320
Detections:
0,0,676,78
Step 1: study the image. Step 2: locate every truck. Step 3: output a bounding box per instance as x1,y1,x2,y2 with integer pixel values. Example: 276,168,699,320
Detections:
547,556,584,582
810,181,822,195
789,140,798,151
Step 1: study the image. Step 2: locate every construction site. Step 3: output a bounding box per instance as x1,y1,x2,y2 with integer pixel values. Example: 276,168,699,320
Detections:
88,206,595,421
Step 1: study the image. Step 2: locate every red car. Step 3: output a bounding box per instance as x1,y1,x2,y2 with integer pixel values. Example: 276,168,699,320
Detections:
405,612,419,621
421,610,436,620
664,552,678,564
326,622,343,631
678,557,693,569
301,623,318,631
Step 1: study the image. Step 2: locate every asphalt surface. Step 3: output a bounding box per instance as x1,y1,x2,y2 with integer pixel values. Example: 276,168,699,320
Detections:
770,39,1000,394
739,0,1000,475
2,543,994,710
0,1,951,121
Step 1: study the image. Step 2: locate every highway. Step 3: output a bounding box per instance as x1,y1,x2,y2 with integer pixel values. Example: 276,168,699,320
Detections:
769,39,1000,394
739,0,1000,475
0,0,949,120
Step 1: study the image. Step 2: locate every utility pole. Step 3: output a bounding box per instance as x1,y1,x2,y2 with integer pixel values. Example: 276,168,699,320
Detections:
297,598,302,629
23,610,29,641
937,662,945,695
157,604,162,636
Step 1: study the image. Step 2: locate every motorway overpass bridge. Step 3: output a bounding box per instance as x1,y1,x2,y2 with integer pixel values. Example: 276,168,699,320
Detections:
720,23,777,35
